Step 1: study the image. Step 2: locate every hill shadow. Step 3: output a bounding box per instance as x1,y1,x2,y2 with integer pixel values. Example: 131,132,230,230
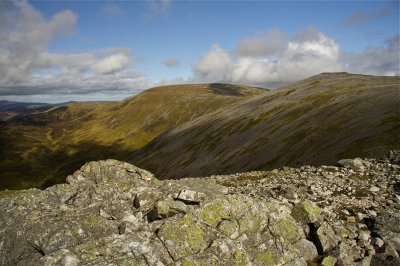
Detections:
0,141,137,190
209,83,245,96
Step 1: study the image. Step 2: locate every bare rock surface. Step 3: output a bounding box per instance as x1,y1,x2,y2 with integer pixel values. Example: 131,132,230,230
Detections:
0,151,399,265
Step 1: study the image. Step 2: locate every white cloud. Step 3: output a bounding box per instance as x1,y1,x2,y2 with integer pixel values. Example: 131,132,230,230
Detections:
278,28,342,82
193,44,233,82
340,35,400,76
162,57,181,67
0,70,147,96
152,77,188,87
193,28,398,88
193,28,342,87
35,52,95,71
0,0,78,85
92,53,131,74
0,0,145,100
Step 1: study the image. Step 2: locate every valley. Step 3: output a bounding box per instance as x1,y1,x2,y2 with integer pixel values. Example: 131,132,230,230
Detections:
0,73,399,190
0,83,266,189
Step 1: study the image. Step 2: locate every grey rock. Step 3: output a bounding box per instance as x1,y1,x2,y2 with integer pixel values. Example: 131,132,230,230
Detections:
41,249,80,266
338,158,371,171
0,151,399,265
291,200,321,224
292,239,318,261
281,189,299,200
153,198,188,219
370,186,380,192
372,237,384,248
371,253,400,266
316,222,340,253
174,189,206,203
333,241,363,266
384,242,399,258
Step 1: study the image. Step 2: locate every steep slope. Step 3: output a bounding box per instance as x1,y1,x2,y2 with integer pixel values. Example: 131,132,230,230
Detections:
130,73,400,179
0,83,266,190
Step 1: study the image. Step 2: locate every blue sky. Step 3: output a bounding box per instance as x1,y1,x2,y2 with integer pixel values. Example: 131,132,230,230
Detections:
0,0,398,103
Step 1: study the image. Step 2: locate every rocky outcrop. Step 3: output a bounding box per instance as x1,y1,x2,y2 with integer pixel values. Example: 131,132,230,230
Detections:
0,152,399,265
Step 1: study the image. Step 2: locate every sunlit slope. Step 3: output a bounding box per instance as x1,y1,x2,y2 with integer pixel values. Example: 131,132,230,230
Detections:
0,83,266,189
68,83,266,150
131,73,400,179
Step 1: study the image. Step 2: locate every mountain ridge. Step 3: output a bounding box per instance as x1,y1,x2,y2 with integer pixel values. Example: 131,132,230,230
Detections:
129,73,400,179
0,73,399,190
0,83,266,189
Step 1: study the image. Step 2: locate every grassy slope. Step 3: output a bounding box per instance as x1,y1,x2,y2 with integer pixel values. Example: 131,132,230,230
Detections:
0,83,265,190
130,73,400,179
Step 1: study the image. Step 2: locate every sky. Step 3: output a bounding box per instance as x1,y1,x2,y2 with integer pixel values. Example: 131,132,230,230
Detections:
0,0,399,103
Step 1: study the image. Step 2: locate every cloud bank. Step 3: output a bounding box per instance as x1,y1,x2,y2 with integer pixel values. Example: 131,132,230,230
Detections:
192,27,398,88
340,35,399,76
0,1,398,102
193,28,343,87
0,0,146,101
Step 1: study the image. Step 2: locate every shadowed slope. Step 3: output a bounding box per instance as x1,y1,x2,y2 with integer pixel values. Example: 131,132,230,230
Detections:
0,84,266,190
130,73,400,179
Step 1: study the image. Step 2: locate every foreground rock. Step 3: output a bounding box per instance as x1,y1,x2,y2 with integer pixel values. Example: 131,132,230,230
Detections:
0,152,399,265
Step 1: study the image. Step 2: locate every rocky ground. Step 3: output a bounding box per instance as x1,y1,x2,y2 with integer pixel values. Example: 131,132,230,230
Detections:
0,151,399,266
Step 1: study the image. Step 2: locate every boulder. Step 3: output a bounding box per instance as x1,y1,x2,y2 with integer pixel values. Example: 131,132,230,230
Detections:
316,222,340,253
153,198,188,218
291,200,321,224
337,158,371,171
0,151,399,265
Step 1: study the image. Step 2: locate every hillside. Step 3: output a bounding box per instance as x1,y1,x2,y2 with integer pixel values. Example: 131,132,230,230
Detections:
1,73,399,190
0,151,399,265
130,73,400,179
0,83,266,190
0,101,72,121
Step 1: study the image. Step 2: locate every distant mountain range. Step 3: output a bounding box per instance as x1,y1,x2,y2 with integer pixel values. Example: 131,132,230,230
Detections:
0,73,399,190
0,100,73,121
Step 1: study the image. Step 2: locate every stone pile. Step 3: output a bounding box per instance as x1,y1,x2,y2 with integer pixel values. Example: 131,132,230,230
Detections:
0,151,399,265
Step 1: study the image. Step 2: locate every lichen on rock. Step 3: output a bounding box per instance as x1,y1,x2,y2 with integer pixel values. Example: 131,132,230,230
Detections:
0,151,399,265
158,213,210,260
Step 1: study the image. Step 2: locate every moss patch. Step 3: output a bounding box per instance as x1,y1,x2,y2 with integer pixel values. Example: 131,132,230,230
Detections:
270,216,304,243
159,214,209,260
254,251,279,265
196,200,230,227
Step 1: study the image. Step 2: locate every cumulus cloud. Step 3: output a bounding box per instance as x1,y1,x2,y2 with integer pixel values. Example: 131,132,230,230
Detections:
162,58,181,67
193,28,342,87
194,45,233,82
340,35,400,76
92,53,131,74
0,0,145,100
0,0,78,85
194,27,398,87
279,28,341,80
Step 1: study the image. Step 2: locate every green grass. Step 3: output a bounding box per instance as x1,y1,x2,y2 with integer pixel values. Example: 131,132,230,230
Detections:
2,75,399,189
0,83,266,190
